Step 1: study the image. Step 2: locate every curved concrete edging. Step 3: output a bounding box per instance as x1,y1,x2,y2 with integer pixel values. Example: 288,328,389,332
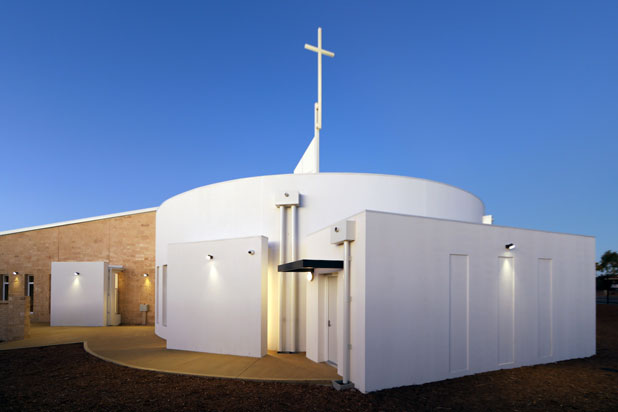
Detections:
0,340,85,350
0,325,340,384
82,341,335,385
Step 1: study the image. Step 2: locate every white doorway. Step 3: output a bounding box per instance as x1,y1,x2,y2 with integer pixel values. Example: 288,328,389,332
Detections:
327,275,338,366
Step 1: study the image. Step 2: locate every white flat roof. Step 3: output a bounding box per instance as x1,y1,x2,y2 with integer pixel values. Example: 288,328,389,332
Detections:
0,207,158,236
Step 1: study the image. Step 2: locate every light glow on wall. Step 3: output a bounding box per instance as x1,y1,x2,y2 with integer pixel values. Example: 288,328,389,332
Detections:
71,276,81,289
209,263,220,282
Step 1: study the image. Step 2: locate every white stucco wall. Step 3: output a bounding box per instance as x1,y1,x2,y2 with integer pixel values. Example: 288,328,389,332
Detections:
50,261,108,326
165,236,268,357
303,211,594,393
153,170,594,391
156,173,484,351
361,211,595,392
303,212,367,391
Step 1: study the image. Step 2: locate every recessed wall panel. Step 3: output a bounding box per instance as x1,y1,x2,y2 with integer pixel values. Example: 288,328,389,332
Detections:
538,258,552,358
498,256,514,365
449,254,469,373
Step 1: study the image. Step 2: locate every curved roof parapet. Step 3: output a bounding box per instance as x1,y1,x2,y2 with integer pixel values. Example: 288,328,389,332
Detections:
159,172,484,211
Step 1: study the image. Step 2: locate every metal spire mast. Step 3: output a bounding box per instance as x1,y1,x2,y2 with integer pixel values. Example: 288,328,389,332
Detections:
304,27,334,173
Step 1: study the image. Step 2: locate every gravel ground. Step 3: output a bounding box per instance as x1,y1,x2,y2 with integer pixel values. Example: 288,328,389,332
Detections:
1,305,617,412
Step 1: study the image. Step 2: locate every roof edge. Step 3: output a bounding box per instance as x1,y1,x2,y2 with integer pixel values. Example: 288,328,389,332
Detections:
0,207,158,236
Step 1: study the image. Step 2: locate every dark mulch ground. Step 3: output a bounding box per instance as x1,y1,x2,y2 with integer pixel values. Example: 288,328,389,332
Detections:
1,305,617,412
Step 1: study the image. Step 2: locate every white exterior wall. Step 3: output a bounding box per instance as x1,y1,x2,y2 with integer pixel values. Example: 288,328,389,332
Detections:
50,261,108,326
303,213,367,391
156,173,484,351
166,236,268,357
361,211,595,393
303,211,594,393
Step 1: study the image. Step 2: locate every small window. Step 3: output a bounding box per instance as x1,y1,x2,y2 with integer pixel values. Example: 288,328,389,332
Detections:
1,275,9,301
25,275,34,312
162,265,168,327
155,266,160,324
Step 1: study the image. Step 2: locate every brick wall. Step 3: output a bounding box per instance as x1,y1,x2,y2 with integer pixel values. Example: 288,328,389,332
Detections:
0,211,155,325
0,301,7,339
0,297,31,341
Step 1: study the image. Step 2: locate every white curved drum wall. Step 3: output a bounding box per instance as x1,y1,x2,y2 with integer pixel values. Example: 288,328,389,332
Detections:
156,173,484,263
155,173,484,348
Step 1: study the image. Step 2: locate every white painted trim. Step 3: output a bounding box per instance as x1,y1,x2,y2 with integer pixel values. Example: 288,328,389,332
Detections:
0,207,158,236
305,209,594,239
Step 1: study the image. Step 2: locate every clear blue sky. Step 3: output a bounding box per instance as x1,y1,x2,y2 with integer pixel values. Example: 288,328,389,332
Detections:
1,1,616,260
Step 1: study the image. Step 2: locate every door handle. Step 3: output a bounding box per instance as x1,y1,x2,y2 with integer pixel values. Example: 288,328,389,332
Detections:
328,320,331,327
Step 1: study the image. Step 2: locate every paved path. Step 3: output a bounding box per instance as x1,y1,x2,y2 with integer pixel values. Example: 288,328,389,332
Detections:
0,323,340,383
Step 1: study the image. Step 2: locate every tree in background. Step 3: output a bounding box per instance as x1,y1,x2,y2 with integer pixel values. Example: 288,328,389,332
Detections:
597,250,618,276
597,250,618,304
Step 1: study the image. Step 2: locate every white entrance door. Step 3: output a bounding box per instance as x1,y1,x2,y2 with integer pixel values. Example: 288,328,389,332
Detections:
327,275,338,366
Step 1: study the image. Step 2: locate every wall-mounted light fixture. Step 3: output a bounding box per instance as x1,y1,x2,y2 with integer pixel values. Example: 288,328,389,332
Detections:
206,254,214,260
143,273,149,277
248,250,255,255
12,271,19,276
307,272,314,282
505,243,516,250
74,272,80,276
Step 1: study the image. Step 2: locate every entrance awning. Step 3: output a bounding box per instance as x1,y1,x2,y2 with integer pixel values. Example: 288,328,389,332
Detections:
278,259,343,273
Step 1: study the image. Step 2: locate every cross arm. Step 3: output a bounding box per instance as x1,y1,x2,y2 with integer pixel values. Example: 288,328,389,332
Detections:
304,44,335,58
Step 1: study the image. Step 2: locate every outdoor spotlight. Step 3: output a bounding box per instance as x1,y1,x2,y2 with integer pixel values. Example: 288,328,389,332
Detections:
505,243,516,250
143,273,149,277
248,250,255,255
206,254,214,260
12,271,18,276
74,272,80,276
307,272,314,282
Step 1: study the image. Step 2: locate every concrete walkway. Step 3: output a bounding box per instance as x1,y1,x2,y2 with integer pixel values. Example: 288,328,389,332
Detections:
0,323,340,383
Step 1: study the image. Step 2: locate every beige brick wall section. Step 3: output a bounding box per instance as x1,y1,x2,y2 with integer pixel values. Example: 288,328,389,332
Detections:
0,302,7,339
0,211,155,325
0,229,57,320
0,282,30,342
109,215,155,325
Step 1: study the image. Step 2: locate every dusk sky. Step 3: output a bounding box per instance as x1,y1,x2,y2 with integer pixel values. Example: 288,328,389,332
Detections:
1,1,616,260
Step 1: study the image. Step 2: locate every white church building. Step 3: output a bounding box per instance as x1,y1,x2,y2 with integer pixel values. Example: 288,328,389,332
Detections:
153,29,595,393
11,28,593,394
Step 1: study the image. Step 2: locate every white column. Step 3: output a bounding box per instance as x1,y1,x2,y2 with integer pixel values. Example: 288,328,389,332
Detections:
343,239,351,384
290,204,298,352
278,206,287,352
316,27,322,173
317,27,322,127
